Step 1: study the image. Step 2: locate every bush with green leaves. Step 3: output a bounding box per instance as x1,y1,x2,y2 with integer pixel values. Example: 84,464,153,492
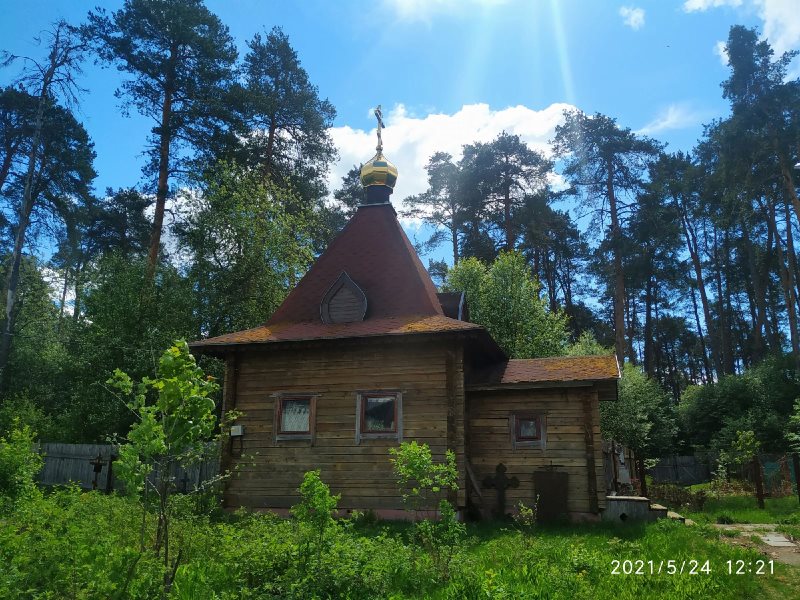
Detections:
291,469,341,574
389,440,459,515
107,339,229,596
0,423,43,514
444,252,569,358
390,441,465,581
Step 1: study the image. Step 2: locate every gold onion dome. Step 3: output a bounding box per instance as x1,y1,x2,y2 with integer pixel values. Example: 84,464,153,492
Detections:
360,151,398,189
359,105,398,192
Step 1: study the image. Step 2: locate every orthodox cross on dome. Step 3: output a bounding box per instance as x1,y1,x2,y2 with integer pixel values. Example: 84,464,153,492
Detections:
374,104,385,153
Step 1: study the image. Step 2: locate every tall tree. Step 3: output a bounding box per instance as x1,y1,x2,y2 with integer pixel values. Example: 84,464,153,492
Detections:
722,26,800,233
402,152,463,262
176,162,316,337
460,132,552,251
332,165,364,218
87,0,237,286
0,21,90,386
553,110,662,365
0,87,38,195
235,26,336,202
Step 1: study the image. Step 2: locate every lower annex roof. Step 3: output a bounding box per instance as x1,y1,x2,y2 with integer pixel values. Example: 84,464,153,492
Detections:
467,356,621,390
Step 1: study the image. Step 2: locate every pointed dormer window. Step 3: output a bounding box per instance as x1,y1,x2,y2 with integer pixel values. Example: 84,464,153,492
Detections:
320,272,368,324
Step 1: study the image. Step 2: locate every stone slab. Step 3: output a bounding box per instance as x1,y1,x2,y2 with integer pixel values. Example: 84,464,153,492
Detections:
761,534,795,548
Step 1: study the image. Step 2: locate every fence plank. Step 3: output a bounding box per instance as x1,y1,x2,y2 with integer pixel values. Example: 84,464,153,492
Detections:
36,442,220,492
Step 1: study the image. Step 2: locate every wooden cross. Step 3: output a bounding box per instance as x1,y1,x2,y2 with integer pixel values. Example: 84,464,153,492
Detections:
374,105,384,153
89,453,106,491
180,472,191,494
483,463,519,519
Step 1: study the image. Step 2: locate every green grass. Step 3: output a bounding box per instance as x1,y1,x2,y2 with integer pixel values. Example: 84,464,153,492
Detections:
679,495,800,525
3,490,800,599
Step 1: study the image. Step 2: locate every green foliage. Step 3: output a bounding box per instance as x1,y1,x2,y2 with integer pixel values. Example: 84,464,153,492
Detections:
445,251,569,358
1,488,799,598
0,424,42,513
648,483,707,512
786,397,800,452
177,161,316,337
414,499,466,582
679,355,800,454
0,394,55,439
291,470,341,576
512,497,539,531
108,340,220,497
566,331,613,356
725,430,760,466
600,363,677,456
389,440,458,512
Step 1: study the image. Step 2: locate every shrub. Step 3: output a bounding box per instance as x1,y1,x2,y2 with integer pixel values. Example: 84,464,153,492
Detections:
389,440,458,516
649,483,707,511
291,469,341,574
0,423,43,514
513,497,539,531
414,499,466,581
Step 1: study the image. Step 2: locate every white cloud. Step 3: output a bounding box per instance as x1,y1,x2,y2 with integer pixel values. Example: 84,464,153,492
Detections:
636,103,705,135
684,0,800,75
328,102,575,210
757,0,800,60
383,0,509,22
619,6,645,30
714,40,730,65
682,0,743,11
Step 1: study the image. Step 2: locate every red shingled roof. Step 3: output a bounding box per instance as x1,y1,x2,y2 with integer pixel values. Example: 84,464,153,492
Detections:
190,203,478,350
268,203,442,324
191,314,482,348
467,356,620,389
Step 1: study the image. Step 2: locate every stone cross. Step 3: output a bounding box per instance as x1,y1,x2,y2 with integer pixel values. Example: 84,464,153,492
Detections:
483,463,519,519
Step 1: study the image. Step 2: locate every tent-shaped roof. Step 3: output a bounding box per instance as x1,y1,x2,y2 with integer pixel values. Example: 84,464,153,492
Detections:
191,203,484,351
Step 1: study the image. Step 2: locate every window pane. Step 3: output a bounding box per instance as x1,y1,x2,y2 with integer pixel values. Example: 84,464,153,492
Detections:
281,398,310,432
519,418,538,439
364,396,396,432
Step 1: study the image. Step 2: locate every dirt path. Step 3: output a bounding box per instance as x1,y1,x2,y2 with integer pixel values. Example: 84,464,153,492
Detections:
714,523,800,566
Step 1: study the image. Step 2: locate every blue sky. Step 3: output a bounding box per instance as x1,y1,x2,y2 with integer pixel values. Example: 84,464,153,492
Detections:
2,0,799,259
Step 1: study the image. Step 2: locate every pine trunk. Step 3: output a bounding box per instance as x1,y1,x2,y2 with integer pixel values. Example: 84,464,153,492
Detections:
144,44,177,288
606,162,626,367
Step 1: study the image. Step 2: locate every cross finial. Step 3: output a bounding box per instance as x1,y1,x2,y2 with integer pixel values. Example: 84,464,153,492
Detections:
374,104,384,153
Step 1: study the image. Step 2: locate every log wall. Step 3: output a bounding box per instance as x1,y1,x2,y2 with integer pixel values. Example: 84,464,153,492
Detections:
223,338,465,512
466,387,607,517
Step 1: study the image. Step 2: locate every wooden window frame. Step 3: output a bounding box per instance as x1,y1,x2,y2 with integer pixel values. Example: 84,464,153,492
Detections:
273,393,318,443
355,390,403,444
510,413,546,450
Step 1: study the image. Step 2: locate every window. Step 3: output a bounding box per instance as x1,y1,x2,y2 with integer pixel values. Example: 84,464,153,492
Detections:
274,394,317,441
511,413,545,449
516,416,540,441
356,391,402,443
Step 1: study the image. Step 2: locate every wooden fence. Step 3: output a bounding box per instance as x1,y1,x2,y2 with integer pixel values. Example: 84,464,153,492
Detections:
650,455,712,486
36,442,220,493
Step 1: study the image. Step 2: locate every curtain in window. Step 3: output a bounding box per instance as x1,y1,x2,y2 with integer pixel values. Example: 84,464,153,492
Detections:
519,418,538,439
364,396,395,431
281,399,310,432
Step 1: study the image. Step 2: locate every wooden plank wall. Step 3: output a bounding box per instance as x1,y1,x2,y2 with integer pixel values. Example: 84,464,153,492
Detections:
36,443,219,492
466,387,607,516
37,443,115,490
224,339,465,511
